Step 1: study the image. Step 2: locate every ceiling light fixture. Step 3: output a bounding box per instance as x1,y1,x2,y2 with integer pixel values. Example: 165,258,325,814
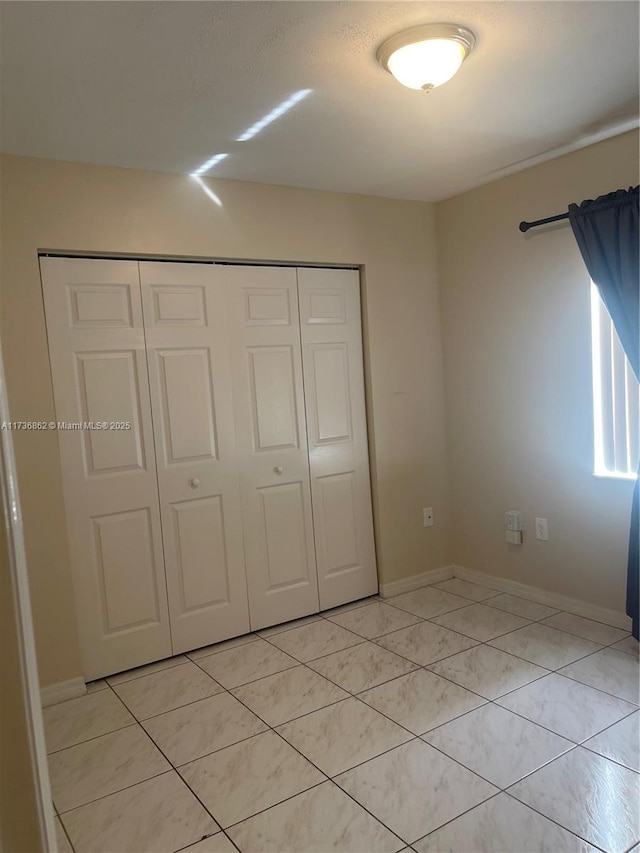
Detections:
377,23,475,92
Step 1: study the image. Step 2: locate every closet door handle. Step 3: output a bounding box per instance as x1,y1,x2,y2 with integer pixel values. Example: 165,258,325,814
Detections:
190,478,201,489
273,466,283,475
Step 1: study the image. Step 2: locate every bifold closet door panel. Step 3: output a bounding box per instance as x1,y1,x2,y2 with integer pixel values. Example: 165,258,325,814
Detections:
297,268,378,609
220,265,320,630
139,262,250,653
40,257,172,681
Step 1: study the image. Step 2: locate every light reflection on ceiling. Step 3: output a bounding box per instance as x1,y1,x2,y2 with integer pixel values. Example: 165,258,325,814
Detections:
190,151,229,177
237,89,312,142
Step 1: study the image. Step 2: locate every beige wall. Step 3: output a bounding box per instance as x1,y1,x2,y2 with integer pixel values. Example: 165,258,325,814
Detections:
437,130,639,613
3,131,637,689
0,153,450,687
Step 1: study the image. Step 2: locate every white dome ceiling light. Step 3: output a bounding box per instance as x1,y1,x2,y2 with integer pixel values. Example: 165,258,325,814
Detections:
377,23,476,93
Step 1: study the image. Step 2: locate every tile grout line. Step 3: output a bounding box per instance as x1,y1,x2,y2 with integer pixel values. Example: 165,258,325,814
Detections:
57,768,175,817
55,811,76,853
45,720,139,757
116,684,226,724
499,788,611,853
553,668,640,707
104,654,190,687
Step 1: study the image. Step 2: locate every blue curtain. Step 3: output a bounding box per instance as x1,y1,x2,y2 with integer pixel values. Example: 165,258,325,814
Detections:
569,186,639,639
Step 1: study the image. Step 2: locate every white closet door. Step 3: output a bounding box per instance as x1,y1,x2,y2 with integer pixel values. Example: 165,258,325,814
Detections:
297,268,378,609
221,265,319,630
139,262,250,652
40,257,172,680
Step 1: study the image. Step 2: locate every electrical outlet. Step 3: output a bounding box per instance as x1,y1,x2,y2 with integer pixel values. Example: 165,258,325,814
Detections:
535,517,549,541
423,507,434,527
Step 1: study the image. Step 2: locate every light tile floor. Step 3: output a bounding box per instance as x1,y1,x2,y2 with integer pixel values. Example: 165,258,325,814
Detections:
45,580,639,853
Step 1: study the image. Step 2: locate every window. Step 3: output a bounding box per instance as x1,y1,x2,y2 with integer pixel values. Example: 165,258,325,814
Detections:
591,281,639,479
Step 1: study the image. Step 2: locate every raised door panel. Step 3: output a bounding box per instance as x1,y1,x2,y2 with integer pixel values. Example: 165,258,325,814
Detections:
259,481,312,590
315,472,360,578
219,264,319,630
92,508,161,632
76,351,146,475
308,344,352,444
40,257,172,680
170,496,231,612
139,262,250,653
69,285,133,328
248,346,300,451
298,268,378,609
156,348,218,464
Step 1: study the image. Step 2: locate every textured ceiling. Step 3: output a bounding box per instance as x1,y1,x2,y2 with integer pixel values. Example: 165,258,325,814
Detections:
1,1,638,201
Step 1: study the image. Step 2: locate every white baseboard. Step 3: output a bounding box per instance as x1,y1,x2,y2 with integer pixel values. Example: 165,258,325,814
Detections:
452,565,633,632
379,565,454,599
41,676,86,708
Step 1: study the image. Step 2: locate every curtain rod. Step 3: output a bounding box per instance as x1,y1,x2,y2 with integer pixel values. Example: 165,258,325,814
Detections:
518,211,569,232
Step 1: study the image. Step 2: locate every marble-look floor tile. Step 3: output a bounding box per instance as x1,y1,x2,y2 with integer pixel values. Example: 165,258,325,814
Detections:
433,578,500,601
384,587,470,620
49,724,169,813
60,771,218,853
179,730,324,827
276,696,412,776
431,603,531,642
227,780,401,853
106,655,188,685
508,747,640,853
43,689,134,753
257,614,321,638
112,660,222,720
335,739,497,844
143,692,267,766
326,601,421,639
265,619,363,662
496,673,637,742
558,647,640,704
485,594,561,622
55,817,73,853
197,638,297,688
85,679,108,694
488,623,602,669
182,834,237,853
428,644,548,700
541,612,629,646
232,664,348,727
414,792,599,852
423,703,573,788
359,669,485,735
610,635,639,657
375,620,478,666
307,641,417,693
583,711,639,771
187,634,257,660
